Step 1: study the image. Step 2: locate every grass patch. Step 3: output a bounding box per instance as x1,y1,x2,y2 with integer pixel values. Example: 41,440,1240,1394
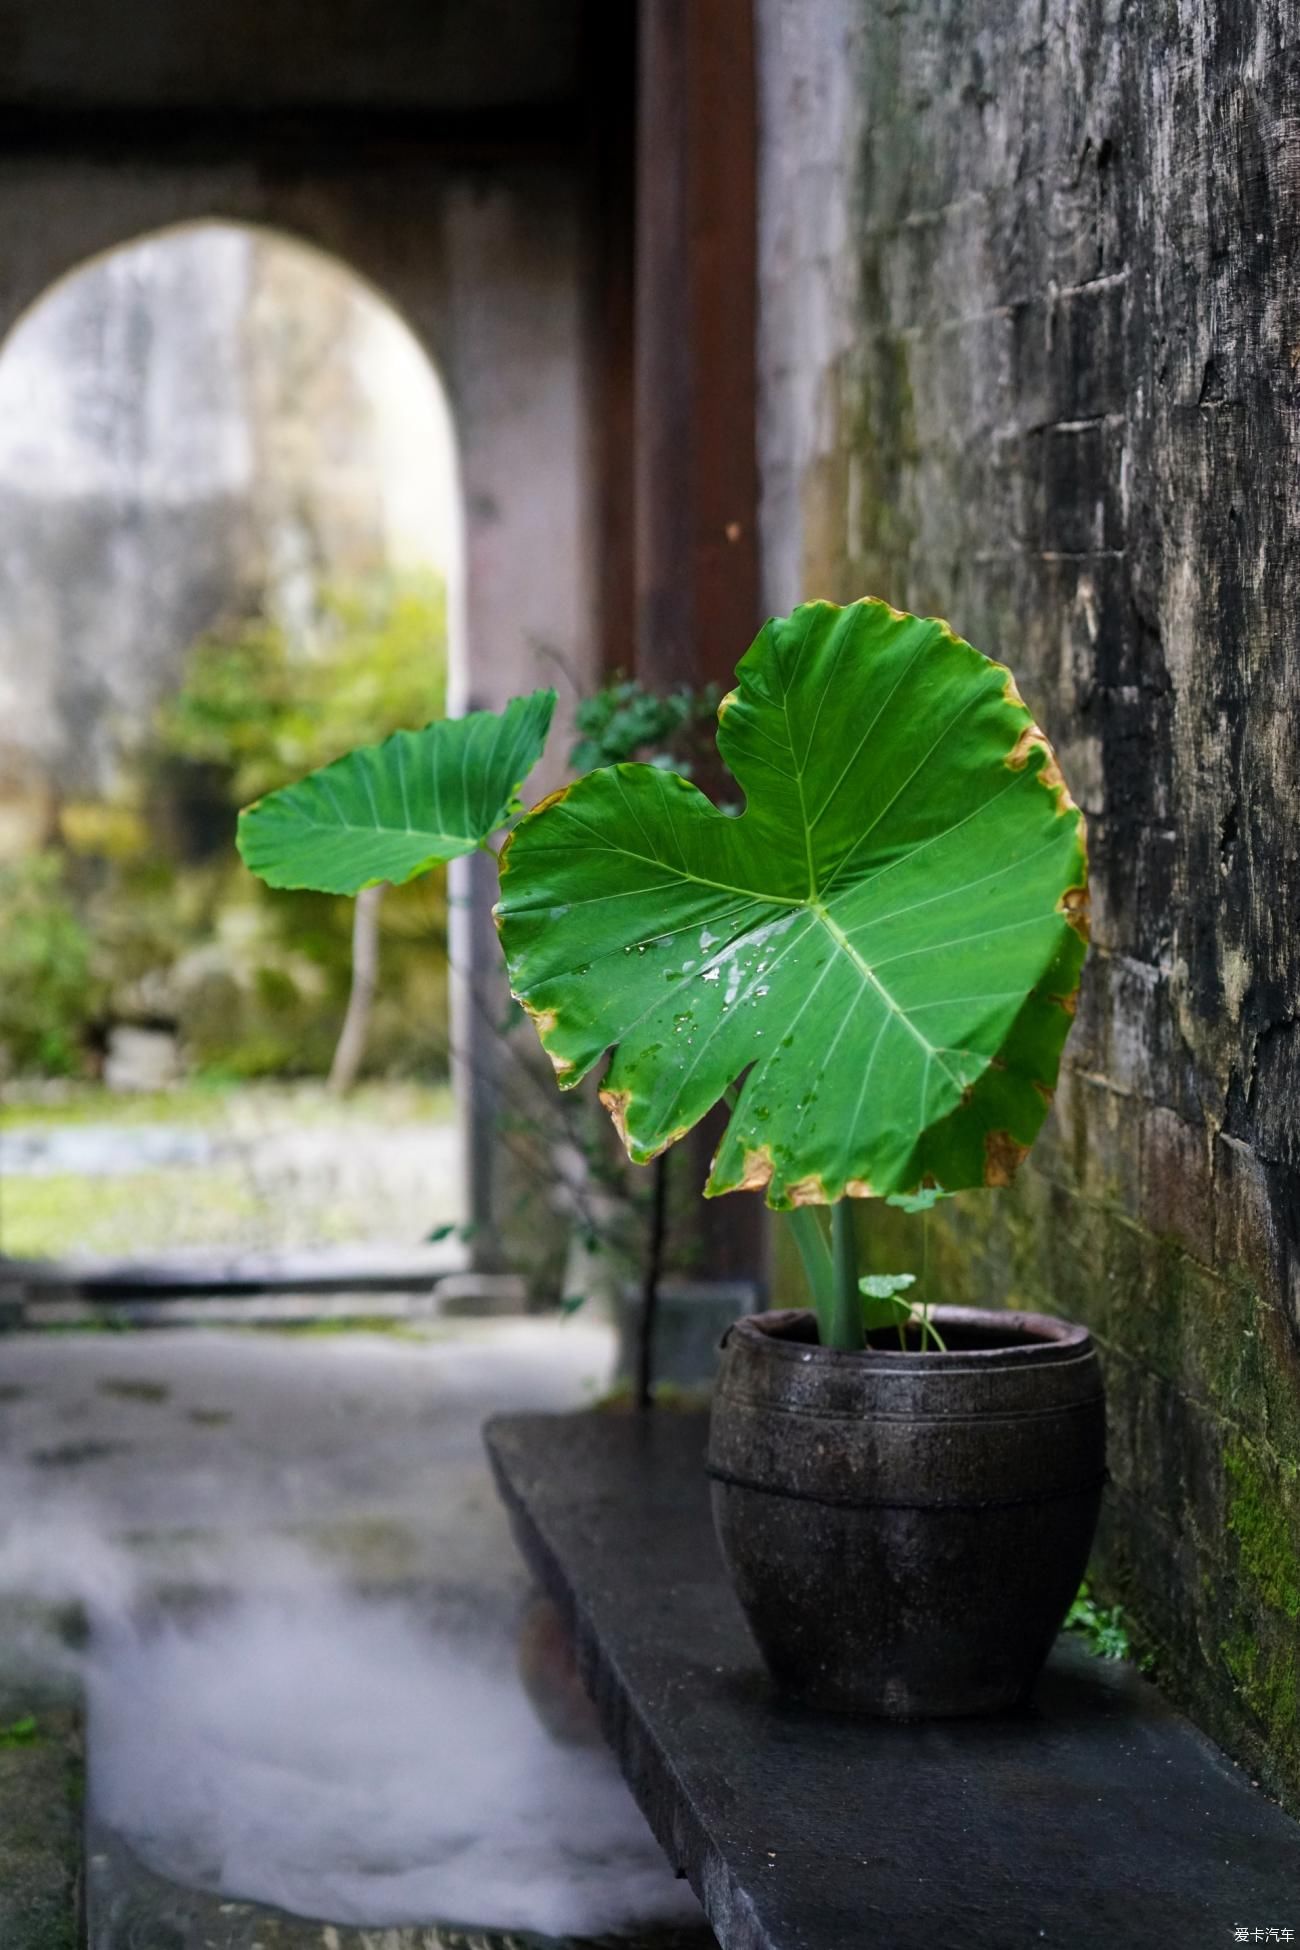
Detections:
0,1078,454,1131
1,1168,262,1258
0,1716,41,1749
261,1315,436,1340
0,1080,236,1130
96,1378,170,1404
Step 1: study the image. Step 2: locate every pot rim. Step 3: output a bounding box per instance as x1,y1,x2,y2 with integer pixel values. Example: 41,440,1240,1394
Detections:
723,1306,1093,1371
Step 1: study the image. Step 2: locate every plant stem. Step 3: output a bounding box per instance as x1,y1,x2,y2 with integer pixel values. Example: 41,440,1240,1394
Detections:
921,1204,929,1348
826,1200,865,1351
636,1149,669,1411
787,1207,834,1332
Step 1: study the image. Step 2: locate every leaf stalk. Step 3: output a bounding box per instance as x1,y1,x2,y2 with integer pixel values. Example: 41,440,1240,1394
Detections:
826,1200,865,1351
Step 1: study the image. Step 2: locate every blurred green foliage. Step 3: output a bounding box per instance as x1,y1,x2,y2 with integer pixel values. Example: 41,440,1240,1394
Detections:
568,677,721,776
0,572,450,1083
157,572,447,802
0,853,101,1075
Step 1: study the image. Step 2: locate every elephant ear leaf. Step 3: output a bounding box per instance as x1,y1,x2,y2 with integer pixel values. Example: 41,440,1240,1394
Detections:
237,689,556,894
494,600,1087,1208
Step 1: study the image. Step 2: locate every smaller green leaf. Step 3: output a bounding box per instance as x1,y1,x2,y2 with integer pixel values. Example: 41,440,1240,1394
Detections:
858,1270,916,1334
237,689,556,894
885,1189,953,1214
858,1273,917,1299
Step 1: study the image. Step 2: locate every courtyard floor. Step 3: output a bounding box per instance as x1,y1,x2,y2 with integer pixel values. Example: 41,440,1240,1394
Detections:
0,1314,710,1943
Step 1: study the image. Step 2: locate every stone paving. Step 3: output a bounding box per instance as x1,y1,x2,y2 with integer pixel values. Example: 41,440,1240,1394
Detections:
0,1317,716,1948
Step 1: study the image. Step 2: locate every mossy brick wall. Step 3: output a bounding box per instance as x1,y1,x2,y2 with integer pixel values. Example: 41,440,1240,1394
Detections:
757,1,1300,1803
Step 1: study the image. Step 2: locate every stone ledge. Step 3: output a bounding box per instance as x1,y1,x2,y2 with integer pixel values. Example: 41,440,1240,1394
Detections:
486,1409,1300,1950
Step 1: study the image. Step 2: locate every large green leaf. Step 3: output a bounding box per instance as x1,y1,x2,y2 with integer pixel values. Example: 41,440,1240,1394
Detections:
495,601,1087,1208
237,690,556,893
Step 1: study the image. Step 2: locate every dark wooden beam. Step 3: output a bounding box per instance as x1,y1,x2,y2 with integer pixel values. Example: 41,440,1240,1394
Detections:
0,103,583,168
634,0,760,698
633,0,763,1285
580,0,638,681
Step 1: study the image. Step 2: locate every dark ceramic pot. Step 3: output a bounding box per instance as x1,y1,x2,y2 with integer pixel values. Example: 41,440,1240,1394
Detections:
707,1307,1105,1719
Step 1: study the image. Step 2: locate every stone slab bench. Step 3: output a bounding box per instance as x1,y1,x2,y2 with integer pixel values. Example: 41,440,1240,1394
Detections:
485,1409,1300,1950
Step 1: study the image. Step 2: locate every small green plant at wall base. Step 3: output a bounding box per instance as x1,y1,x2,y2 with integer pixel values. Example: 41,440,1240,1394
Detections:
238,600,1087,1354
1064,1582,1132,1661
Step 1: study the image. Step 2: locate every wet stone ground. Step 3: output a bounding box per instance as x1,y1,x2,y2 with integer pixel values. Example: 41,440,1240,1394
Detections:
0,1318,717,1949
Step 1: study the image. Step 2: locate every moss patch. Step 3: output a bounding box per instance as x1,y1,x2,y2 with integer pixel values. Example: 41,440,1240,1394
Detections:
1222,1627,1300,1755
0,1701,80,1950
1226,1442,1300,1619
96,1378,170,1405
0,1716,42,1749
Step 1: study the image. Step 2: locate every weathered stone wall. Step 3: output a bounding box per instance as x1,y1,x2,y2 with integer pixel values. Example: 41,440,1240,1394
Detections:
757,0,1300,1802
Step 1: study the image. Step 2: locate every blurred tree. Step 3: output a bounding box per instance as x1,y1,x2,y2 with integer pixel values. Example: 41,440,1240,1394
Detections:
153,570,448,1089
157,570,447,803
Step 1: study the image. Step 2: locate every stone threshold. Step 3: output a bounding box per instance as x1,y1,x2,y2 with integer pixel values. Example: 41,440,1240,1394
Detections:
2,1241,468,1302
0,1247,545,1329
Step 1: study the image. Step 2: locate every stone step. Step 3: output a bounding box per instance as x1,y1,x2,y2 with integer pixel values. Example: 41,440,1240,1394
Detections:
2,1240,468,1302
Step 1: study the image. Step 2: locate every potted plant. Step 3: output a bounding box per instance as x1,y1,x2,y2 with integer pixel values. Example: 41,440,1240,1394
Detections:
491,598,1101,1719
237,598,1101,1720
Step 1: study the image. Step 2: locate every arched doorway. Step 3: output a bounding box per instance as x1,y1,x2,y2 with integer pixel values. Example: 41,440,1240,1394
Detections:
0,220,468,1271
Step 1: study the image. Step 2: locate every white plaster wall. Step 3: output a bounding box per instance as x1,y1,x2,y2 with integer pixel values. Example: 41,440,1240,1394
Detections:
439,176,593,765
754,0,867,616
0,223,460,810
